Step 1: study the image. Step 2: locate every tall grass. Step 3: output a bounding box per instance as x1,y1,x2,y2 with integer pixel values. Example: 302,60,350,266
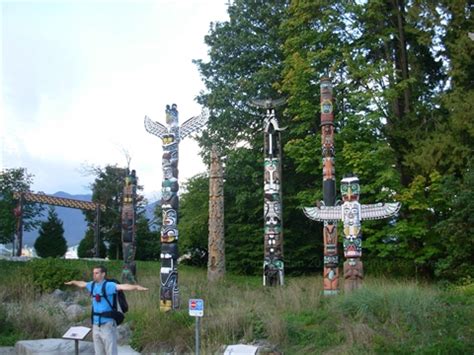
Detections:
0,259,473,353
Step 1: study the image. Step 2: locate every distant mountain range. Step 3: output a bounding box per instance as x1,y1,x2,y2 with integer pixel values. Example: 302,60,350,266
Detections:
23,192,159,248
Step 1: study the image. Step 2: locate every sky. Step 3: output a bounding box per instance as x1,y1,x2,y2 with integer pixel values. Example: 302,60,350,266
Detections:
1,0,229,201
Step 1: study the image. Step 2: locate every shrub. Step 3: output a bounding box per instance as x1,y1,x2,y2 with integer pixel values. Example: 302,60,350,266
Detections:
26,258,81,293
0,304,21,346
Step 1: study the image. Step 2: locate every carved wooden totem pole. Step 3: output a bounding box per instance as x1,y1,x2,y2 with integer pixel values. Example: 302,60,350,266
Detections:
145,104,208,311
252,98,286,286
320,78,339,295
304,175,400,292
121,169,137,284
208,144,225,282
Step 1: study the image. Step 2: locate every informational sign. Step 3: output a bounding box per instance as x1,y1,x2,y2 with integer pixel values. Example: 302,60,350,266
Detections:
189,298,204,317
62,326,91,340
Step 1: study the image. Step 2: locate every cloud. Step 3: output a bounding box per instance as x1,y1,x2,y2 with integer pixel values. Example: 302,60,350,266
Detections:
2,0,228,194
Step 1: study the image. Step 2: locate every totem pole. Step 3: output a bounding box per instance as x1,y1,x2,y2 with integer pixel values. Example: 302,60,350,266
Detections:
144,104,208,311
208,144,225,282
252,98,286,286
304,175,400,292
121,169,138,284
13,195,24,257
320,78,339,295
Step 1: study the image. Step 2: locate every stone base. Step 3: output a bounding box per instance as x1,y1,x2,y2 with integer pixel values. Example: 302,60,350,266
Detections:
15,339,139,354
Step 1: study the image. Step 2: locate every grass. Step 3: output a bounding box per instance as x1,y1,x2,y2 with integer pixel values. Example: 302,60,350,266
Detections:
0,259,473,353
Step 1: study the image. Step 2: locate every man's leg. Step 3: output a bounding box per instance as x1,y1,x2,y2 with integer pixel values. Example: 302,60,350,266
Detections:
100,321,118,355
93,325,106,355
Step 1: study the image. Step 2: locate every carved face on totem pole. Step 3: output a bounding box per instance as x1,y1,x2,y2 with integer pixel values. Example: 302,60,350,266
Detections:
340,176,360,202
341,176,362,258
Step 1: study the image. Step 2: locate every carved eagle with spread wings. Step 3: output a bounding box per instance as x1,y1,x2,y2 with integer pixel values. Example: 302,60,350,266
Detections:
144,109,209,140
304,202,401,222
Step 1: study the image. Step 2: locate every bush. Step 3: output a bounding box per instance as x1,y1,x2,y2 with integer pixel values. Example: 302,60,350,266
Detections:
0,304,21,346
26,258,81,293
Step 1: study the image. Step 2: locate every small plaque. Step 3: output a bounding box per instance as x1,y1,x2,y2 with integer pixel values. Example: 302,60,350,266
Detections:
62,326,91,340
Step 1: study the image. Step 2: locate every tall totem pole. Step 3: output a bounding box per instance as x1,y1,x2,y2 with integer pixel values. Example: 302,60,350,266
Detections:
208,144,225,282
121,169,138,284
252,98,286,286
144,104,208,311
320,78,339,295
304,175,400,292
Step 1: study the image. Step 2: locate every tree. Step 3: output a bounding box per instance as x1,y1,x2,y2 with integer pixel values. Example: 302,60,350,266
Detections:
83,165,145,259
194,0,288,154
135,214,160,261
178,173,209,266
34,207,67,258
78,227,107,258
187,1,473,281
0,168,43,244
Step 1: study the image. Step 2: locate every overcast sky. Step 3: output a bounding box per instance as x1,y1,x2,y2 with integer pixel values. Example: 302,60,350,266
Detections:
1,0,229,201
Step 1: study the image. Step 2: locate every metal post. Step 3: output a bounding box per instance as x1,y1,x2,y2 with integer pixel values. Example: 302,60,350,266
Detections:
74,339,79,355
195,317,200,355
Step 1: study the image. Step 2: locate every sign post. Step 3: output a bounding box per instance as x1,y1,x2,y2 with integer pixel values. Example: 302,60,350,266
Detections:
189,298,204,355
62,326,91,355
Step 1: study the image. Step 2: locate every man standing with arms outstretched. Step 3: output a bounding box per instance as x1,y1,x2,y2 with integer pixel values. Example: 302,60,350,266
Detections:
65,265,148,355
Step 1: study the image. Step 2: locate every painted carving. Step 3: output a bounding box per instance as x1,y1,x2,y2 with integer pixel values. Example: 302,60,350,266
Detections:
304,175,401,292
145,104,208,311
121,169,137,284
251,98,286,286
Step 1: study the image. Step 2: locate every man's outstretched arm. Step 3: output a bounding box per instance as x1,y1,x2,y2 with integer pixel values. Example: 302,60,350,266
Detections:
116,284,148,291
65,280,87,288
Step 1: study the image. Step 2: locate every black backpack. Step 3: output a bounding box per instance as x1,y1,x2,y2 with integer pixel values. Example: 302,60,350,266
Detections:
90,279,128,326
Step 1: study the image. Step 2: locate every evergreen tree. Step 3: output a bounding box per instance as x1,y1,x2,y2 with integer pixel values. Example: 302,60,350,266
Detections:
34,207,67,258
186,0,473,280
135,214,160,261
78,227,107,258
179,173,209,266
83,165,145,259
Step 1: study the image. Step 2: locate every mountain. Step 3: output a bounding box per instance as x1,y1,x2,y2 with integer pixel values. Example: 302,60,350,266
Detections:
23,192,160,248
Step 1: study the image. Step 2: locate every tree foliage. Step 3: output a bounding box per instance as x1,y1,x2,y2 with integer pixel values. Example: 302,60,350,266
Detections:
0,168,43,244
34,207,67,258
78,227,107,258
135,214,160,261
82,165,145,259
181,0,474,281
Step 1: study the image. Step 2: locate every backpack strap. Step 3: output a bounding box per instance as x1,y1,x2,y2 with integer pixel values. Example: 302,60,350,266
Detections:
90,281,96,325
91,280,116,327
101,280,117,310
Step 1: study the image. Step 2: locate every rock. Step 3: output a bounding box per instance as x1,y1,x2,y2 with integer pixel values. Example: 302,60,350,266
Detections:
51,289,67,301
252,340,282,354
65,304,86,320
0,346,15,354
15,339,139,354
117,323,132,345
15,339,94,355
